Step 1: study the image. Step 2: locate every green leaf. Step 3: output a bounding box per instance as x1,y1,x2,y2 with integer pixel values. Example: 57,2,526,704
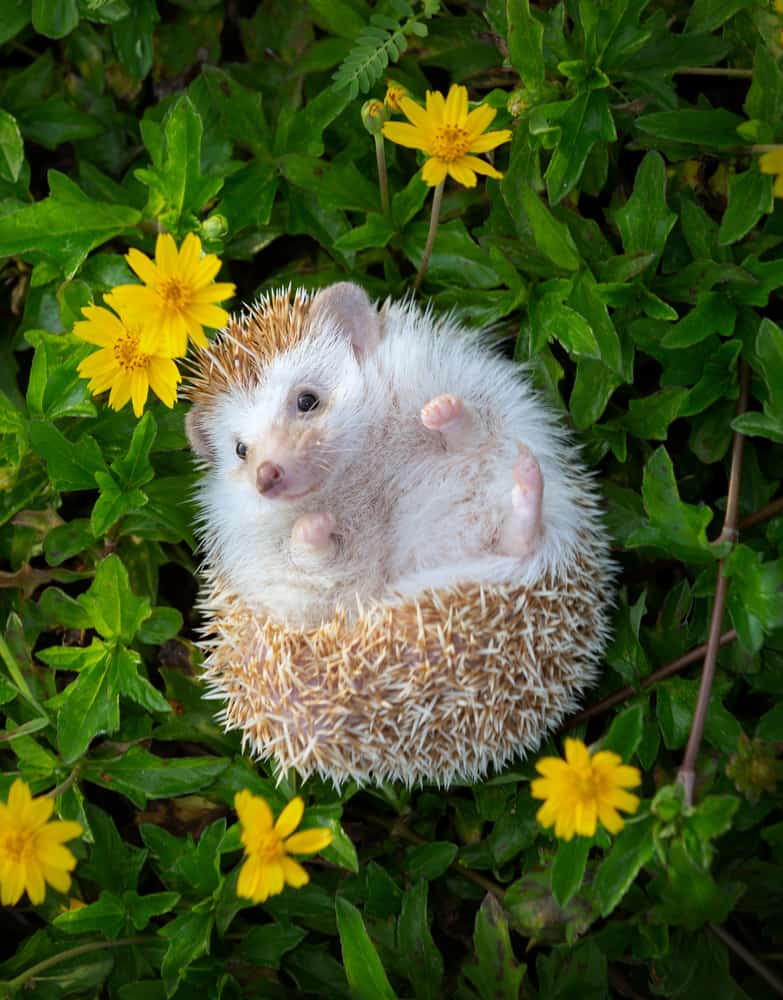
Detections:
54,891,127,938
334,214,395,252
32,0,78,38
29,422,107,491
569,359,621,428
78,554,151,643
91,473,147,536
757,701,783,740
718,166,774,246
567,270,623,374
0,109,23,183
401,220,503,289
56,644,121,763
137,606,183,645
594,815,655,917
662,292,736,349
624,388,687,441
111,0,158,79
536,939,607,999
601,703,645,760
0,172,140,277
613,152,676,260
506,0,544,88
238,922,308,968
518,183,581,271
744,42,783,125
724,544,783,653
551,837,590,908
397,882,444,1000
281,155,381,214
545,90,616,205
686,0,756,33
123,890,181,932
0,0,31,45
112,412,157,489
84,748,229,808
335,897,398,1000
626,446,715,564
649,841,741,930
392,173,429,229
463,893,526,1000
636,108,746,149
405,841,458,881
160,911,214,997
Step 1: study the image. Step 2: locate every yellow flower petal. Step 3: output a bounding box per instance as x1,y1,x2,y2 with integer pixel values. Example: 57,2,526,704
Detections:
235,790,273,833
382,121,429,151
265,862,285,897
281,857,310,888
155,232,178,277
759,148,783,175
444,83,468,122
468,129,513,154
398,95,433,132
447,160,478,188
284,828,333,855
274,797,304,839
464,102,496,137
126,247,160,287
421,157,449,186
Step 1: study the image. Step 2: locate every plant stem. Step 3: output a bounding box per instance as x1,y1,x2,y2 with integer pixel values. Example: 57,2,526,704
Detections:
3,937,151,993
413,179,444,292
674,66,753,78
374,134,390,218
709,923,783,997
564,630,738,730
677,362,749,806
739,495,783,531
46,767,80,799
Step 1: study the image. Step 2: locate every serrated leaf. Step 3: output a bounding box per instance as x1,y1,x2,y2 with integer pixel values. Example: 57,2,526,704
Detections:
601,703,645,760
54,891,127,938
724,544,783,653
546,89,616,206
83,748,229,808
518,183,581,271
718,167,774,246
626,446,715,564
160,911,214,997
56,645,121,763
238,922,308,968
636,108,746,149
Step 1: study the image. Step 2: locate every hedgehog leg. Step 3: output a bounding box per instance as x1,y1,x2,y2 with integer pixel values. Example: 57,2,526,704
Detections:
291,511,337,565
421,394,480,449
500,444,543,557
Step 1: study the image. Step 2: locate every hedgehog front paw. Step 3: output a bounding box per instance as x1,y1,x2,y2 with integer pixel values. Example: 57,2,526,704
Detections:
500,444,543,558
291,512,337,564
421,394,478,449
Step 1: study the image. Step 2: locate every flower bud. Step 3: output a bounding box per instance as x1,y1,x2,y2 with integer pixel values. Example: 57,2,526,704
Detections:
361,99,389,134
200,214,228,240
384,82,409,113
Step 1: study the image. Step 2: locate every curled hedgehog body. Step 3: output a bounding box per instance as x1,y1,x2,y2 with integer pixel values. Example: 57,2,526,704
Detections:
185,283,614,787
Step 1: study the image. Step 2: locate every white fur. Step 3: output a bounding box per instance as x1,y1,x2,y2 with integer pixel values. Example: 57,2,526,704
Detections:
191,292,605,628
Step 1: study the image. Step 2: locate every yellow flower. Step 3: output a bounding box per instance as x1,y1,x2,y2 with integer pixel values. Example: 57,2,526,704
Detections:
382,83,512,188
531,738,642,842
235,791,332,904
0,779,82,906
110,232,235,356
759,148,783,198
74,298,182,418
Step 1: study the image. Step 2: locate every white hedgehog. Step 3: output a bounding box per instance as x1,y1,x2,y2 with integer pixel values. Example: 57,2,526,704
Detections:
185,283,614,787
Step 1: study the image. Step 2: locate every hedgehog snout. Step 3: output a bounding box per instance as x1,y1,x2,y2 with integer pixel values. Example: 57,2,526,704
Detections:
257,461,284,495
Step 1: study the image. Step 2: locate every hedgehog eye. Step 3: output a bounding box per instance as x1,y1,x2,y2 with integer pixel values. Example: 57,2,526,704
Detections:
297,392,320,413
236,440,248,460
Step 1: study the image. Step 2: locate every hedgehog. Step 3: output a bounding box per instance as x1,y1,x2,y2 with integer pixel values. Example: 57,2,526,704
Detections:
184,283,614,787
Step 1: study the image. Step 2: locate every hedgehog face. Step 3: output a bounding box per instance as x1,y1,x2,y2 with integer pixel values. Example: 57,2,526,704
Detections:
201,330,374,508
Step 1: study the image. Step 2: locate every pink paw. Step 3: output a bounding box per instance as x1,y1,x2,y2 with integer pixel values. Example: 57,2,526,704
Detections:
291,511,336,552
421,394,464,431
501,444,543,558
511,445,543,510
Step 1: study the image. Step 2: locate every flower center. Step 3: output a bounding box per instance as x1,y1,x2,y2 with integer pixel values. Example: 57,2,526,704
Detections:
432,125,471,162
113,330,150,372
251,831,285,864
1,829,33,864
572,765,606,803
159,278,189,311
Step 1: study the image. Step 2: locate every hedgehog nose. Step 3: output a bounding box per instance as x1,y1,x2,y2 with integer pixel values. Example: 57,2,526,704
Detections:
257,461,284,495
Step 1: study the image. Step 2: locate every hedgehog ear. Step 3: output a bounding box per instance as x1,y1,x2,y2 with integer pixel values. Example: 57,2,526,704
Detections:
186,406,212,461
309,282,380,359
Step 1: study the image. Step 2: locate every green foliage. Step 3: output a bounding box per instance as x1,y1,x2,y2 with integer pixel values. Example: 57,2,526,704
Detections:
1,0,782,997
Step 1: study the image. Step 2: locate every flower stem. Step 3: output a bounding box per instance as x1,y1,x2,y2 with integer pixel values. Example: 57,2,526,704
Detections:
709,923,783,998
677,361,749,806
2,937,151,993
374,134,390,218
46,766,80,799
413,180,445,293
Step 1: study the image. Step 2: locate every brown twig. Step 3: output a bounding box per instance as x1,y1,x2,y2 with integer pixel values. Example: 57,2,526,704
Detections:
563,629,737,730
677,362,750,805
674,66,753,78
710,923,783,997
738,496,783,532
